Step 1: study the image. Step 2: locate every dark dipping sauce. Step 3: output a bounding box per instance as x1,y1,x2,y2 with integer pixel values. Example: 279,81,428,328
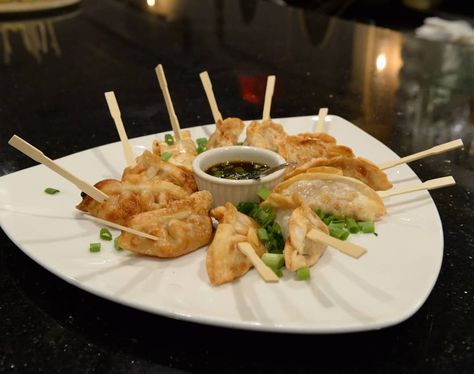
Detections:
206,161,270,180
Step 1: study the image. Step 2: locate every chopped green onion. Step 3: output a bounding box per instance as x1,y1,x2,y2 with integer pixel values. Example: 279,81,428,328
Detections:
329,226,350,241
197,145,206,154
358,221,375,234
114,237,123,251
164,134,175,145
196,137,208,147
44,187,60,195
89,243,101,253
257,227,269,242
261,253,284,270
296,267,310,281
236,202,259,216
100,228,112,241
328,220,345,229
346,218,360,233
257,186,271,200
236,142,244,145
161,152,172,161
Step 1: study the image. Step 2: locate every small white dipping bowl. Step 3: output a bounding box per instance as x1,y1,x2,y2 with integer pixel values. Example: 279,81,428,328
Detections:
192,146,286,207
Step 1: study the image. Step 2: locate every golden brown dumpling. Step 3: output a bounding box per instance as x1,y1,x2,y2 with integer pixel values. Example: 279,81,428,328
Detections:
118,191,213,258
243,119,287,154
207,117,245,149
207,203,266,286
285,156,392,191
122,150,197,193
273,172,386,221
76,178,190,225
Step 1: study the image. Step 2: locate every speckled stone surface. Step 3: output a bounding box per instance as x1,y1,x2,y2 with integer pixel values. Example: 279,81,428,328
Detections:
0,0,473,372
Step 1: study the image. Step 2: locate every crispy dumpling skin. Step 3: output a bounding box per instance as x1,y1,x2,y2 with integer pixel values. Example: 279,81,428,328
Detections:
118,191,213,258
76,178,190,225
273,172,386,221
122,150,197,193
243,119,287,153
207,203,266,286
285,156,392,191
282,135,355,165
152,130,197,172
207,117,245,149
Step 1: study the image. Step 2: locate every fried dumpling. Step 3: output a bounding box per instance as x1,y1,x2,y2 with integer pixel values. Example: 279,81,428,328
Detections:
76,178,190,225
207,203,266,286
285,156,392,191
152,130,197,172
243,119,287,153
207,117,245,149
122,150,197,193
282,135,355,165
273,172,386,221
261,193,329,271
118,191,213,258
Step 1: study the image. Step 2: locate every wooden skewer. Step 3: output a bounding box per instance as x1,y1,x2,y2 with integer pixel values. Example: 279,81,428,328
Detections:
262,75,276,121
155,64,182,143
82,214,159,241
378,176,455,198
314,107,328,133
237,242,279,282
199,71,223,124
306,229,367,259
8,135,108,203
378,139,464,170
104,91,136,167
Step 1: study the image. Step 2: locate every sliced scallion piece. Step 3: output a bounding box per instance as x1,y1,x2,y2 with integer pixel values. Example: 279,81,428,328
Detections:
257,227,269,242
89,243,101,253
358,221,375,234
346,218,360,233
261,253,284,270
161,152,172,161
257,186,272,200
164,134,175,145
329,226,349,241
100,228,112,241
296,267,310,281
44,187,60,195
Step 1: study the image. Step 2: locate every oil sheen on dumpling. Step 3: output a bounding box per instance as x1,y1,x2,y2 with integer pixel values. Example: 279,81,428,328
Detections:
273,172,386,221
118,191,213,258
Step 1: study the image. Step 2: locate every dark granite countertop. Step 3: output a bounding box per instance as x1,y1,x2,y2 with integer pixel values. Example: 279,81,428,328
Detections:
0,0,473,372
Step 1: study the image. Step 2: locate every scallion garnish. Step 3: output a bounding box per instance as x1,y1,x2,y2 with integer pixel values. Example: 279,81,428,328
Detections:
358,221,375,234
44,187,60,195
346,218,360,233
100,228,112,241
296,267,310,281
164,134,175,145
196,138,208,154
89,243,101,253
257,186,271,200
161,152,172,161
261,253,285,277
257,227,269,242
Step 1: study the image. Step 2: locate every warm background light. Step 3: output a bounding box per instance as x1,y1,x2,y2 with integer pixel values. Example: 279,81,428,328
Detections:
376,53,387,71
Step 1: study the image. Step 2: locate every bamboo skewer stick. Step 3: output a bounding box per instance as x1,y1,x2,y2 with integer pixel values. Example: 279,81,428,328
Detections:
314,107,328,133
262,75,276,121
199,71,223,124
104,91,136,167
8,135,108,203
237,242,279,282
378,176,455,198
155,64,182,143
378,139,464,170
306,229,367,259
82,214,160,241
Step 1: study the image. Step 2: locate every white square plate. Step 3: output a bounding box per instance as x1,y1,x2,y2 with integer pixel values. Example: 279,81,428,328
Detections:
0,115,443,333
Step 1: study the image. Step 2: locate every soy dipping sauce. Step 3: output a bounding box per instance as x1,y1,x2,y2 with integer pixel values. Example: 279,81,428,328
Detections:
206,160,270,180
